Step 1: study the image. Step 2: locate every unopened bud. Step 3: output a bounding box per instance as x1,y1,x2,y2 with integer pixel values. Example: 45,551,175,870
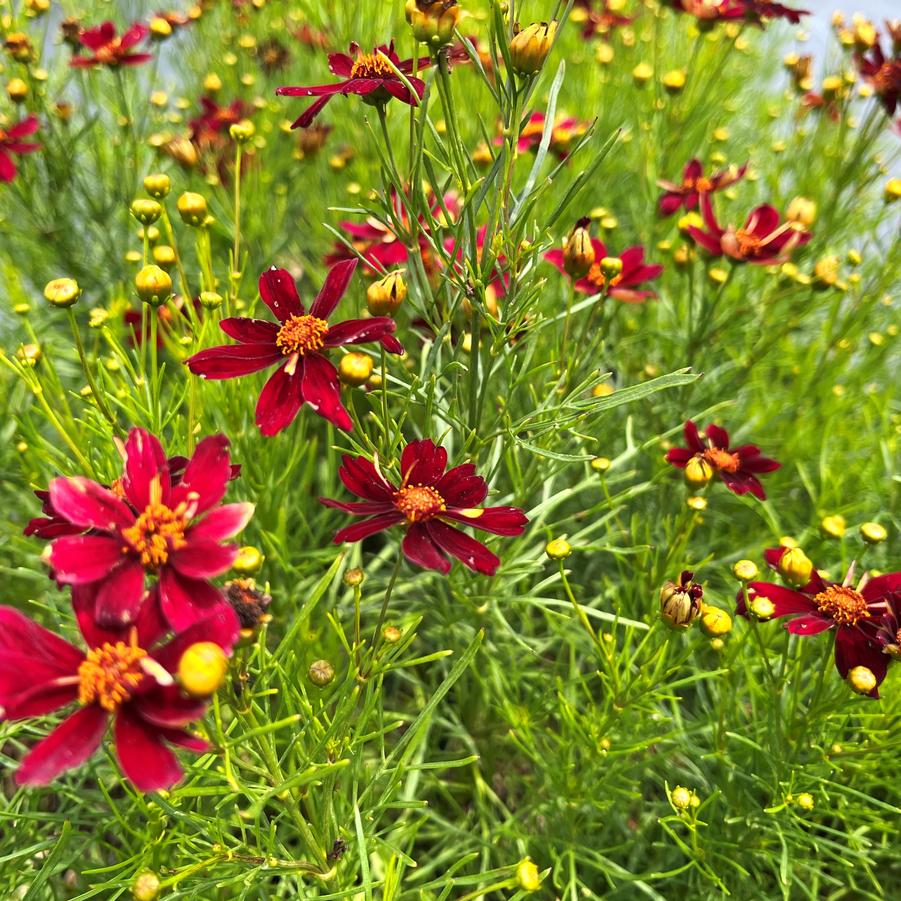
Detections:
230,119,255,143
405,0,461,47
7,78,29,102
200,291,223,309
662,69,686,93
339,352,374,386
178,642,228,696
177,191,208,226
600,256,623,279
700,606,732,637
796,792,815,810
366,270,407,316
820,514,846,539
309,659,335,686
144,173,171,198
344,567,365,587
131,198,163,225
233,545,264,574
382,625,403,643
44,277,81,308
732,559,759,582
847,665,877,695
509,21,557,75
670,786,693,809
132,870,161,900
134,265,172,306
545,537,572,560
563,218,595,278
515,858,542,892
859,521,887,544
660,570,703,629
683,456,713,487
778,547,813,586
749,595,776,620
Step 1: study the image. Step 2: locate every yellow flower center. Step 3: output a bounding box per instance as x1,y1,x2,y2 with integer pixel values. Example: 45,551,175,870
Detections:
78,635,148,711
350,52,396,79
734,228,762,256
703,447,740,473
814,585,870,626
121,502,188,568
276,314,329,356
394,485,446,522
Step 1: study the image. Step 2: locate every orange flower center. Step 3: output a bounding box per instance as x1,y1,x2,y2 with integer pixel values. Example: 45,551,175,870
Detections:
694,176,714,192
814,585,870,626
394,485,446,522
78,636,147,711
350,52,396,79
586,264,622,290
95,42,122,64
276,314,328,356
733,228,762,256
121,502,188,568
703,447,740,473
873,62,900,95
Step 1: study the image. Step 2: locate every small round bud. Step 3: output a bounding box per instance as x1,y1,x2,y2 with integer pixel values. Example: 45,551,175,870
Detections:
233,545,264,575
686,495,707,511
200,291,224,309
343,567,365,587
143,173,171,198
229,119,255,143
152,245,177,269
632,62,653,84
134,265,172,306
796,792,814,811
515,858,542,893
383,625,403,643
563,218,595,278
600,256,623,279
709,637,725,652
177,191,208,226
203,72,222,93
149,16,173,39
309,659,335,686
859,521,887,544
178,642,228,697
339,352,374,387
509,21,557,75
591,456,612,473
749,595,776,620
43,277,81,308
660,571,703,629
670,786,692,809
366,270,407,316
683,456,713,488
820,515,846,539
700,606,732,637
847,665,877,695
786,196,817,227
778,547,813,586
885,178,901,203
545,538,572,560
732,559,759,582
662,68,686,93
405,0,461,47
132,870,161,901
7,78,29,103
131,198,163,225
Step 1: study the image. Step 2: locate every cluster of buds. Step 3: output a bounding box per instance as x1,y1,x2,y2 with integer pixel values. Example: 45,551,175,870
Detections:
509,21,557,75
405,0,461,47
660,570,704,629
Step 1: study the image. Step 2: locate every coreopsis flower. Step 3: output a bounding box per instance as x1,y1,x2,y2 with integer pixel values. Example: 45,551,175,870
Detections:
0,593,239,790
69,21,153,68
667,0,806,27
445,225,510,303
855,36,900,116
190,96,248,150
657,158,747,217
736,555,900,696
666,421,780,500
545,239,663,302
321,440,528,575
686,194,811,264
874,592,901,659
186,262,403,435
500,111,590,160
0,115,40,183
575,0,635,39
46,429,252,630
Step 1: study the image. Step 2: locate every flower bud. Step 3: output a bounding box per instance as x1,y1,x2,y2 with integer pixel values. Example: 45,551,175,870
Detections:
44,277,81,308
149,16,173,39
885,178,901,203
860,521,887,544
670,785,693,809
224,578,272,631
662,69,686,93
515,858,542,893
683,456,713,487
230,119,255,143
405,0,462,47
563,218,595,278
309,659,335,686
660,570,703,630
796,792,814,810
847,665,877,695
749,595,775,620
4,33,34,63
700,605,732,637
132,870,161,901
778,547,813,586
163,136,200,169
383,625,403,643
144,173,171,198
786,196,816,228
339,352,374,386
134,265,172,306
203,72,222,93
177,191,208,226
591,456,612,473
17,343,41,366
545,537,572,560
7,78,29,103
153,245,177,269
178,642,228,696
344,567,365,587
820,514,846,539
732,559,759,582
686,495,707,511
509,21,557,76
366,270,407,316
632,62,653,85
600,256,623,279
233,545,264,574
131,198,163,225
200,291,224,309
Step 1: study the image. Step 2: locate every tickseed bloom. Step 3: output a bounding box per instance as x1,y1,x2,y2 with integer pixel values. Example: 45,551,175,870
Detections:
686,194,812,265
501,111,590,160
545,238,663,302
0,115,40,183
69,21,153,68
666,421,780,500
321,440,528,575
0,595,238,791
854,34,900,116
657,158,747,217
574,1,635,39
186,262,403,435
46,429,252,630
667,0,807,27
736,555,901,696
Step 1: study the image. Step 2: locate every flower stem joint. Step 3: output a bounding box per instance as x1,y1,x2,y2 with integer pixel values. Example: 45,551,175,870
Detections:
509,21,557,75
660,571,704,629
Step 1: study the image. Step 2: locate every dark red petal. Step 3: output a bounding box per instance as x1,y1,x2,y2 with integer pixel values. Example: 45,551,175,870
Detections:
705,424,730,449
159,569,229,633
658,192,684,217
665,448,693,468
134,688,207,728
862,572,901,602
49,535,127,584
256,362,304,437
172,433,232,514
720,471,766,500
444,506,528,536
683,421,705,453
834,627,888,695
319,497,396,515
48,476,132,532
747,582,816,617
699,192,723,235
310,258,358,320
16,706,108,786
170,542,238,579
785,615,833,635
123,427,169,510
188,503,254,543
687,226,723,256
219,317,279,344
301,352,353,431
739,453,781,474
763,546,786,570
93,559,147,628
159,728,209,753
426,520,500,575
0,605,83,669
152,605,240,671
746,204,780,237
79,22,115,50
328,52,354,76
290,95,333,129
436,466,487,506
400,440,448,487
402,522,450,573
333,512,404,544
324,317,398,349
276,81,354,97
338,455,396,501
186,343,283,380
6,115,40,139
259,267,303,321
114,706,183,791
1,678,78,720
119,23,149,50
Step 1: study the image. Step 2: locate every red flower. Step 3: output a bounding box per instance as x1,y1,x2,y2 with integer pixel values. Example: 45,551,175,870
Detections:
46,429,252,631
497,111,590,160
186,261,402,435
874,591,901,659
189,96,248,147
666,421,780,500
855,38,901,116
69,21,153,68
657,158,747,216
545,238,663,302
575,0,635,38
0,593,238,790
686,194,811,264
276,42,430,129
445,225,510,301
321,439,528,576
0,115,40,183
736,548,899,697
667,0,806,27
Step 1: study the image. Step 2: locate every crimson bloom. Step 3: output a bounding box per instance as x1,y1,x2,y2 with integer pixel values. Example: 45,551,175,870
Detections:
499,111,590,160
0,115,40,183
545,239,663,302
575,0,635,38
69,21,153,68
46,429,252,631
686,194,811,264
666,421,780,500
657,158,747,216
0,593,238,790
736,547,899,696
321,440,528,576
668,0,806,27
855,37,901,116
187,261,402,435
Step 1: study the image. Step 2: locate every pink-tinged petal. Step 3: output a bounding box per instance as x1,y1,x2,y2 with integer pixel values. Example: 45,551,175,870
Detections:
705,424,730,449
123,428,169,510
834,627,888,695
747,582,816,617
23,517,82,539
48,477,132,532
6,115,39,139
16,706,108,786
666,448,694,468
658,192,684,217
119,52,153,66
256,362,304,437
152,605,240,672
333,512,404,544
544,248,566,273
186,343,283,380
119,23,148,50
93,559,147,628
259,267,303,321
738,451,781,473
134,687,206,728
159,728,209,752
785,614,834,635
684,158,703,180
444,506,528,536
383,79,424,105
745,204,780,238
114,707,183,792
158,569,229,633
699,192,723,235
720,470,766,500
0,150,16,183
301,352,353,431
686,226,723,256
324,317,399,350
319,497,396,515
0,605,83,670
402,523,450,573
862,572,901,602
683,421,705,453
170,542,239,579
1,678,78,720
49,536,127,584
426,520,500,575
338,455,396,501
310,258,358,320
400,440,448,487
219,317,279,344
173,434,233,514
72,584,167,650
437,466,487,507
79,22,116,51
277,81,356,98
188,503,254,543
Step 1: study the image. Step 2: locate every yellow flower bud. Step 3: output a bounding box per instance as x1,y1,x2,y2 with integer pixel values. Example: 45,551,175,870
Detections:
686,495,707,511
149,16,173,39
366,270,407,316
44,277,81,309
778,547,813,585
229,119,255,143
847,665,877,695
177,191,208,226
309,659,335,686
344,567,365,587
860,521,887,544
152,245,177,270
662,69,686,93
339,352,374,387
178,642,228,696
134,265,172,307
131,198,163,225
563,219,595,278
144,173,171,198
382,625,403,643
796,792,815,811
405,0,461,47
632,62,653,84
749,595,775,620
515,858,542,893
700,606,732,637
233,545,264,574
820,515,846,539
509,21,557,75
600,256,623,279
203,72,223,93
200,291,224,309
786,196,817,227
591,456,612,473
132,870,161,901
732,559,759,582
593,383,614,398
545,538,572,560
670,786,693,809
683,456,713,488
7,78,29,103
885,178,901,203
